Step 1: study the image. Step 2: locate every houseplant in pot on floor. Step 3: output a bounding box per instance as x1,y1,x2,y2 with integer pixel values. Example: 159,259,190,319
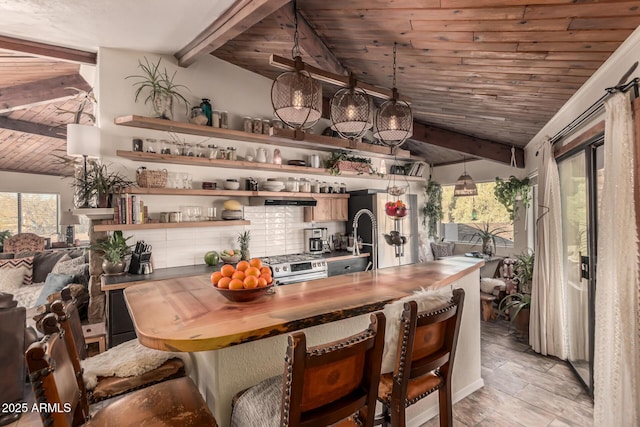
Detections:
498,250,535,336
91,230,133,275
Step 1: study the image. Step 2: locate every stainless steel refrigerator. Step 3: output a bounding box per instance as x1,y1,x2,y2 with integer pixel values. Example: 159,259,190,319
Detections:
347,190,418,269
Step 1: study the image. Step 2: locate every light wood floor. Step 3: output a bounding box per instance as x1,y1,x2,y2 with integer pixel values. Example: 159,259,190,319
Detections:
421,319,594,427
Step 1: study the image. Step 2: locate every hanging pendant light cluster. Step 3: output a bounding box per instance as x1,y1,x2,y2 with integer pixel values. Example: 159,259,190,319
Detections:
330,74,371,139
373,42,413,148
453,158,478,197
271,1,322,130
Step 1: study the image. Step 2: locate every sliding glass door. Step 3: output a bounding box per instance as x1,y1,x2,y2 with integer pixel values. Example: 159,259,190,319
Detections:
558,139,603,396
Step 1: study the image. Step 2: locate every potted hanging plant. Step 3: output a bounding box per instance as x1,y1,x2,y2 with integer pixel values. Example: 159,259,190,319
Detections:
422,179,443,238
90,230,133,275
465,222,508,257
126,57,190,120
494,176,532,221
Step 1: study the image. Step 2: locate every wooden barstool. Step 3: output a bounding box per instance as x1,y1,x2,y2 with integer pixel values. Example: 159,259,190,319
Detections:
376,289,465,427
26,315,217,427
49,293,185,402
231,312,386,427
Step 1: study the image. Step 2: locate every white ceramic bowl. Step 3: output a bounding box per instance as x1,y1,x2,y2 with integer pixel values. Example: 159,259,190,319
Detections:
223,181,240,190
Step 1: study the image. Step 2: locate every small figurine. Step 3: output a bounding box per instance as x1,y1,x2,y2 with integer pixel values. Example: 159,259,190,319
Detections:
273,148,282,165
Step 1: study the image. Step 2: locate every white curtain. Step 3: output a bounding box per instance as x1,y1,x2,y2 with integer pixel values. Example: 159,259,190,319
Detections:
530,139,567,358
594,91,640,425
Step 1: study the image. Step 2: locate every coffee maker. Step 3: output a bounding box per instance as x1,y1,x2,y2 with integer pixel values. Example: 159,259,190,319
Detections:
304,228,325,255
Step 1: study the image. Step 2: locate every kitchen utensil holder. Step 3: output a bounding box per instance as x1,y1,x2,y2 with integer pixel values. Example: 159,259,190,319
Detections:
129,251,152,274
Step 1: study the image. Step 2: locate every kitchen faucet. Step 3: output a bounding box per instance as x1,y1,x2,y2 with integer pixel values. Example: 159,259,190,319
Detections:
352,208,378,271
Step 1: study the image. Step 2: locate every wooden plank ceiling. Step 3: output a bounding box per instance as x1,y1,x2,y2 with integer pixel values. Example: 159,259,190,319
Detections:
0,50,92,176
212,0,640,166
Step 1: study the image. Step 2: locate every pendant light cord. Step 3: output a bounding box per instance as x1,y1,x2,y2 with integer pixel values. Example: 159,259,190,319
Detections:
291,0,300,59
392,42,397,89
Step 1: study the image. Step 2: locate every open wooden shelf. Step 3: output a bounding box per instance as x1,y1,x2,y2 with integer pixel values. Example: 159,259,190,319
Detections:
114,115,415,161
120,187,351,198
93,220,250,232
116,150,424,182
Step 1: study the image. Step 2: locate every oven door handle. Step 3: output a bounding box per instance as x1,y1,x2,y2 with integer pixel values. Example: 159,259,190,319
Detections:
276,271,328,285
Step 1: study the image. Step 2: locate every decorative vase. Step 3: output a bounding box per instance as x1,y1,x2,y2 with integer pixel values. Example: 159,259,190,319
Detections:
482,238,494,256
102,260,125,275
152,94,173,120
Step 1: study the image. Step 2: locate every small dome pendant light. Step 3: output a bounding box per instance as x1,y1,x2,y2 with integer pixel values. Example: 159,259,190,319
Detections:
374,42,413,147
271,1,322,130
330,74,371,140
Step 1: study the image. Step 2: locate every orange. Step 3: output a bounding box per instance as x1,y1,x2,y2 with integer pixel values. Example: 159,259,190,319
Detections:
227,250,235,256
257,277,267,288
236,260,250,272
249,258,263,269
260,273,273,284
232,270,246,281
211,271,223,285
243,275,258,289
259,267,272,276
229,279,244,290
221,264,236,277
245,267,260,277
217,277,231,289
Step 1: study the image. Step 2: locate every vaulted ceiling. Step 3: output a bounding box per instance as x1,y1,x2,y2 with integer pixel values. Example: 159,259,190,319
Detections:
1,0,640,176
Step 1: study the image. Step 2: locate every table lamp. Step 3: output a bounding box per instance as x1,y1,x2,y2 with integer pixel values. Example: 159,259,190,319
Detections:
67,124,101,208
60,209,80,245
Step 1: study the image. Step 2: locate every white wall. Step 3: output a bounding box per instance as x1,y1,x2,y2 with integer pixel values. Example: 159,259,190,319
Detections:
0,170,74,211
97,49,425,268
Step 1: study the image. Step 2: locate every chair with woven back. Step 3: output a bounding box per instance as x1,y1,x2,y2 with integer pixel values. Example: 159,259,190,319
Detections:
3,233,46,253
49,290,186,402
376,288,465,427
26,313,217,427
231,311,386,427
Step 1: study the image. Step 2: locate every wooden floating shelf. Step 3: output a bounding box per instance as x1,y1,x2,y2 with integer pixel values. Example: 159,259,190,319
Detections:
93,220,250,232
116,150,424,182
114,115,415,161
120,187,351,198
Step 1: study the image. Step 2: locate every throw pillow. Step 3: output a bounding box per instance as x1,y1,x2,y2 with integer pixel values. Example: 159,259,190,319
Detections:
0,266,29,292
480,277,506,295
0,257,34,285
32,251,71,283
430,242,455,259
35,274,74,306
381,286,453,373
52,255,86,278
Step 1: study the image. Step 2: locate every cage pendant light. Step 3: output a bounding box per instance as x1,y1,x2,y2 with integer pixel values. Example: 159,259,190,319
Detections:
453,158,478,197
330,74,371,139
374,42,413,147
271,2,322,130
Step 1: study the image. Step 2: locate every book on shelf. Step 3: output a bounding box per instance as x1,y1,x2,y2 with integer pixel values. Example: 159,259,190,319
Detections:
405,161,427,177
112,194,146,225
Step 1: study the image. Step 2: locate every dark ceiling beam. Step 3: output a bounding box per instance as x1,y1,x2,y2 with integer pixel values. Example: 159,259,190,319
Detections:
0,116,65,139
0,73,90,114
175,0,290,67
272,3,346,76
0,35,96,64
411,121,525,168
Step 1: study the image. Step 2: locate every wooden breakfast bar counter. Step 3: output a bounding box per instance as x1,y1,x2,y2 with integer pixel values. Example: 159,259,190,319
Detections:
124,257,484,426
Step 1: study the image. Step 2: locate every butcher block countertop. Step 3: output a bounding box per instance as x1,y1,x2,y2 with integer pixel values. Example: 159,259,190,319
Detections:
124,257,483,352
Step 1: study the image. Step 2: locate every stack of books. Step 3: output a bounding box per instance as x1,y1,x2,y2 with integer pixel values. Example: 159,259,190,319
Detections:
113,194,148,224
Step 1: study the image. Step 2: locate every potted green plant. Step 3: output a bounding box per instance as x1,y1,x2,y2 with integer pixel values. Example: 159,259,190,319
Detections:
90,230,133,275
465,222,507,256
422,179,443,238
72,161,133,208
325,151,375,176
126,57,190,120
494,176,531,221
0,230,12,252
498,291,531,335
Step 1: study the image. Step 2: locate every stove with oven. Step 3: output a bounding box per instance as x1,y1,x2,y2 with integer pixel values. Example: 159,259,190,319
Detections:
260,253,328,285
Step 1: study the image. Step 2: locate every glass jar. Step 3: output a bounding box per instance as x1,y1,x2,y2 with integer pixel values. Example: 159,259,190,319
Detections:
272,119,284,129
286,177,299,192
145,138,157,153
226,146,237,161
320,181,328,193
132,138,143,152
262,119,271,135
160,139,171,155
311,180,320,193
196,142,206,158
340,182,347,194
300,178,311,193
252,118,262,134
170,141,181,156
208,144,218,159
200,99,212,126
243,117,252,133
189,106,208,126
212,110,221,127
221,111,229,129
219,147,227,160
185,143,195,157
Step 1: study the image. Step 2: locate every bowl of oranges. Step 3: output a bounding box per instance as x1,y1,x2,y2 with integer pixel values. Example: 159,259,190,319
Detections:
210,258,275,302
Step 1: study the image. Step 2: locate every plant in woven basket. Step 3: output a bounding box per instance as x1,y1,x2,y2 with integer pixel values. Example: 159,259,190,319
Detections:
324,151,375,176
237,231,251,261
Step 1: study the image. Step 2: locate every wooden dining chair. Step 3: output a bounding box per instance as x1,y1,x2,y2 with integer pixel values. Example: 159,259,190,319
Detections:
376,288,465,427
47,294,186,403
26,314,217,427
231,312,386,427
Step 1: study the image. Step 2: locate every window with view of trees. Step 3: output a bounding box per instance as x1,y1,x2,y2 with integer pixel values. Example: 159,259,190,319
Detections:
0,192,59,237
441,182,514,246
